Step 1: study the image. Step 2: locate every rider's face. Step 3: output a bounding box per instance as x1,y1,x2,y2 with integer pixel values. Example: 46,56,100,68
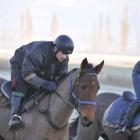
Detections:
55,51,67,62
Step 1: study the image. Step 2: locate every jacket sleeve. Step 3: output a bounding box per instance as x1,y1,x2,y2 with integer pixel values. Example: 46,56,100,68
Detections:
22,50,46,89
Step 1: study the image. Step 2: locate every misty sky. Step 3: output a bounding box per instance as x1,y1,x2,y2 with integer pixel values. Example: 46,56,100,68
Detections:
0,0,140,54
1,0,139,29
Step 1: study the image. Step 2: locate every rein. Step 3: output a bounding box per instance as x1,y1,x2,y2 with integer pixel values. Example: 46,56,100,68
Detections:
45,69,78,129
45,69,97,129
46,94,68,129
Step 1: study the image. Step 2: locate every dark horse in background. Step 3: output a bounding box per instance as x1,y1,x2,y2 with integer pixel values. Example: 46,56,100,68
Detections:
0,58,104,140
71,91,140,140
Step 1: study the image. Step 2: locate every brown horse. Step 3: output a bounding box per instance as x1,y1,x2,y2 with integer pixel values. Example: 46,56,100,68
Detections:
72,92,140,140
0,58,104,140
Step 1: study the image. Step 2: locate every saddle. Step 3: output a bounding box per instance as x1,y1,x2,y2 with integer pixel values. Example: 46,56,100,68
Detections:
0,81,46,113
103,91,140,131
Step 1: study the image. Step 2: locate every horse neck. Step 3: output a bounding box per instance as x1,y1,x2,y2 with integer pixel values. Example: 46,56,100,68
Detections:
49,69,80,127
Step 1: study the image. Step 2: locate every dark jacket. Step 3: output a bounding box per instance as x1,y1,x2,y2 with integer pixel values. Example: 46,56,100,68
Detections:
11,41,69,90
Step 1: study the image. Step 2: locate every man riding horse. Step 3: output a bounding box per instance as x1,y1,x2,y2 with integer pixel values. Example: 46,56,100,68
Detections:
116,60,140,136
9,35,74,129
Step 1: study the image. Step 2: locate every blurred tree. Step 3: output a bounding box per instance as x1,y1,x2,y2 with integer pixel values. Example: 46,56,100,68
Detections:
20,9,32,44
119,7,129,54
50,12,59,40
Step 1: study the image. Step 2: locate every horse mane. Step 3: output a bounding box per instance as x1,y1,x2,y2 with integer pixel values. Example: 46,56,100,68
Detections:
68,68,78,75
57,68,79,85
58,63,95,84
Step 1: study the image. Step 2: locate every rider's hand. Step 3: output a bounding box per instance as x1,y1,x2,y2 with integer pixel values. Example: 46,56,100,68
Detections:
40,81,56,93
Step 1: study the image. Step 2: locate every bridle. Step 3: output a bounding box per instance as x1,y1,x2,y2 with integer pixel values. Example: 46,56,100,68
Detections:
45,69,99,129
68,70,97,113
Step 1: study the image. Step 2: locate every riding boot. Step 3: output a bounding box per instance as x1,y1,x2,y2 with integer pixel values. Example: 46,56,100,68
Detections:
115,101,140,136
8,95,23,129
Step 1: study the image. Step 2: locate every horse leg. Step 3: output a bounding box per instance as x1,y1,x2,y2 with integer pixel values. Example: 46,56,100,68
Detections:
0,135,5,140
131,128,140,140
101,133,110,140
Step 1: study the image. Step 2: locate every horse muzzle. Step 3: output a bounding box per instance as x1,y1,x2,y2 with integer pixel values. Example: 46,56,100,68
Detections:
80,105,95,127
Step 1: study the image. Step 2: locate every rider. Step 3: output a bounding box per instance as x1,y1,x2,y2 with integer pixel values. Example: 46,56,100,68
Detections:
116,60,140,136
9,35,74,129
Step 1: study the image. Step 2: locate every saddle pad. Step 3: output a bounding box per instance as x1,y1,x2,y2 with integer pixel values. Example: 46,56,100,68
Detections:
103,93,140,131
103,97,129,126
0,81,46,114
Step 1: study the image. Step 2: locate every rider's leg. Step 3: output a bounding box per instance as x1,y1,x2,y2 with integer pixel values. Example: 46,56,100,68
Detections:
116,61,140,136
9,93,24,127
116,101,140,136
9,72,26,129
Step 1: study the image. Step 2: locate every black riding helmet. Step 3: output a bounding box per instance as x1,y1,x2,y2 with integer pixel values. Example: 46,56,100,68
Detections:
54,35,74,54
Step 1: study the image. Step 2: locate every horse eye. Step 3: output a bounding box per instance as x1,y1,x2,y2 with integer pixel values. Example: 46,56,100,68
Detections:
81,85,88,90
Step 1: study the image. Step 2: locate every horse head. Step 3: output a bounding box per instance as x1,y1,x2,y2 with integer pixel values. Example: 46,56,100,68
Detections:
42,58,104,130
74,58,104,127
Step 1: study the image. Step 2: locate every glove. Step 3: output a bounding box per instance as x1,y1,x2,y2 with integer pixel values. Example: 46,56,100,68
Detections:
40,81,56,92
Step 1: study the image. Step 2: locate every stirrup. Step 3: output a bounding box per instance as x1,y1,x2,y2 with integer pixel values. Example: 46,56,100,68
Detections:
8,114,23,129
115,125,132,136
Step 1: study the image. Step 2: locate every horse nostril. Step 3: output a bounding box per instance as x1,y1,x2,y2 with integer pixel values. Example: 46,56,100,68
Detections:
83,116,88,122
82,116,89,125
81,116,93,127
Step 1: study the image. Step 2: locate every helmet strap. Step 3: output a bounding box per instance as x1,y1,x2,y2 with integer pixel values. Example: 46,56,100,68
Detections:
54,47,59,56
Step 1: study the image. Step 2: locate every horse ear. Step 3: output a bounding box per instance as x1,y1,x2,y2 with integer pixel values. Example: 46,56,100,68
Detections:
80,58,88,70
95,60,104,74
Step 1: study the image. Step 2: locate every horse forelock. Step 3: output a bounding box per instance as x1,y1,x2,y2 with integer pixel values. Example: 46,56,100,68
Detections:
85,63,94,69
80,63,96,77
